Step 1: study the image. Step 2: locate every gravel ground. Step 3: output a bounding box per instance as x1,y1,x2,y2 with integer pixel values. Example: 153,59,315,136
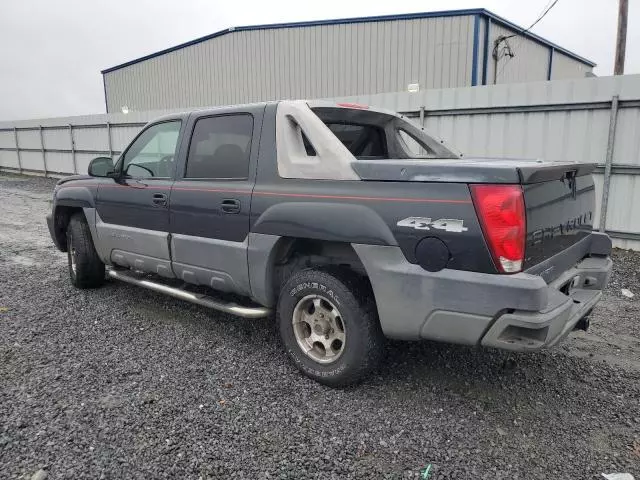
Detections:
0,172,638,479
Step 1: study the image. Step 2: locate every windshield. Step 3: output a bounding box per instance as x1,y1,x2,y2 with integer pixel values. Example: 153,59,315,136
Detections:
311,107,459,160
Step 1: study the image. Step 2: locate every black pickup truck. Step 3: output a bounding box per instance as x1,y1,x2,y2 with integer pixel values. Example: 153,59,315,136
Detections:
47,100,612,386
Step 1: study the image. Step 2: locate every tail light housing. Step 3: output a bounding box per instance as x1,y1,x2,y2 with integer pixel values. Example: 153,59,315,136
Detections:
336,102,369,110
470,185,526,273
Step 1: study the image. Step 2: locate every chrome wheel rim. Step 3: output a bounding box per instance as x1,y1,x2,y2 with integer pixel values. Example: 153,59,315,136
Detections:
292,295,346,364
69,233,77,275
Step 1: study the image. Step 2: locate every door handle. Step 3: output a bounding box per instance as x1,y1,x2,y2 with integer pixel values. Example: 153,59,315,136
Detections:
221,198,241,214
152,192,168,206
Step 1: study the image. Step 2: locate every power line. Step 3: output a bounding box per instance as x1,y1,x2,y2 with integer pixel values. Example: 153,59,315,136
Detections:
502,0,560,41
494,0,561,82
521,0,560,36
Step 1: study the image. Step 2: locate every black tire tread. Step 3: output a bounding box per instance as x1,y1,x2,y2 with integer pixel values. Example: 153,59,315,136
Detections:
278,267,384,387
67,213,105,289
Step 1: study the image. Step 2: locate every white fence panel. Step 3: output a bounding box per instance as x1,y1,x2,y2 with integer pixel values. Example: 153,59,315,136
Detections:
0,150,19,168
75,153,96,174
73,127,109,152
607,175,640,233
111,125,144,152
423,108,613,163
45,151,73,174
0,131,15,149
19,151,45,171
43,129,71,151
17,129,41,149
613,108,640,166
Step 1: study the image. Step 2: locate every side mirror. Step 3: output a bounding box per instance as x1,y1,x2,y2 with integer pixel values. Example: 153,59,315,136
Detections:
88,157,115,177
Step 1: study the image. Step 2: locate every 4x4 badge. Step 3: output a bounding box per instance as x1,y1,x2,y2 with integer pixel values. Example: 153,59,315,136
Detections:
397,217,468,232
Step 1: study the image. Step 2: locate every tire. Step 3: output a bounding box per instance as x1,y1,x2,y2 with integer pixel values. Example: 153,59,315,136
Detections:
66,212,105,289
277,267,384,387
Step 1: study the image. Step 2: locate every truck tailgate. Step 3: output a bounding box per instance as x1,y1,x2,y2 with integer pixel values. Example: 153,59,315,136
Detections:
523,170,595,273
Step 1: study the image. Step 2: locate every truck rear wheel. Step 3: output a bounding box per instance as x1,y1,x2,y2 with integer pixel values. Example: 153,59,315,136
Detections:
66,212,105,289
277,268,384,387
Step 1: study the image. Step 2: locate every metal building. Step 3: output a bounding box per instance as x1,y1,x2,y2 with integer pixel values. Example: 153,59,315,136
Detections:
101,8,595,113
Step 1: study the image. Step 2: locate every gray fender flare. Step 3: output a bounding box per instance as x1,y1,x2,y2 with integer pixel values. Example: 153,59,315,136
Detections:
251,202,397,246
55,186,96,209
248,202,397,306
50,187,97,251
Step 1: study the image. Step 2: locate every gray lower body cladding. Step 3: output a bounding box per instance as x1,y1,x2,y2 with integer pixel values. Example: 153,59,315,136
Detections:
353,236,612,351
85,209,253,296
61,208,612,351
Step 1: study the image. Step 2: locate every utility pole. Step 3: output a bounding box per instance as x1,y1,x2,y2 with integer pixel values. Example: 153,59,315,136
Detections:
614,0,628,75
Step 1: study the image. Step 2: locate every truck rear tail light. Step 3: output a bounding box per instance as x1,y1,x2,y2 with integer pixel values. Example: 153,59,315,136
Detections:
336,102,369,110
470,184,525,273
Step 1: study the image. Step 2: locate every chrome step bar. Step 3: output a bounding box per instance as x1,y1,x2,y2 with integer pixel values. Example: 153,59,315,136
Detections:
107,269,271,319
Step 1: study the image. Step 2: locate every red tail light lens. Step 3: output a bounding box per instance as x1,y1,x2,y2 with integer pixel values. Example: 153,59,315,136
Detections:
470,185,525,273
336,102,369,110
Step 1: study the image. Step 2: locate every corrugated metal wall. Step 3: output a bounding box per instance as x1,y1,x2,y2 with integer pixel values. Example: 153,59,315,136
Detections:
2,75,636,249
487,21,551,84
551,50,592,80
103,12,592,113
104,15,476,113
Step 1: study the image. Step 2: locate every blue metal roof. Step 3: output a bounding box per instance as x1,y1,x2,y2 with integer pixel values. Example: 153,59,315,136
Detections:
101,8,595,75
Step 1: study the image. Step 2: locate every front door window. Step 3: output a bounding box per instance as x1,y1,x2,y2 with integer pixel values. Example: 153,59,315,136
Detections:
122,121,181,178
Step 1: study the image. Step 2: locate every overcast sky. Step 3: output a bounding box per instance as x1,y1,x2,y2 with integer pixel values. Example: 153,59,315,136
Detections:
0,0,638,121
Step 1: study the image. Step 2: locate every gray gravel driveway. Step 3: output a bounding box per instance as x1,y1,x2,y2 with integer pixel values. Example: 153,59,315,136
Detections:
0,173,638,479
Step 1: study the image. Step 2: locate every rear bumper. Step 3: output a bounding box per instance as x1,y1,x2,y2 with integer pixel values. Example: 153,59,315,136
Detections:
352,232,612,351
480,256,611,350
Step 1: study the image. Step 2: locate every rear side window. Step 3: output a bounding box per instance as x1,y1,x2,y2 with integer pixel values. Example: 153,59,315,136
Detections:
185,114,253,179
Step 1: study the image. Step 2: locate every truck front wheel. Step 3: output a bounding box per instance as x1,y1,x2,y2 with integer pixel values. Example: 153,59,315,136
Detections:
66,212,105,289
277,268,384,387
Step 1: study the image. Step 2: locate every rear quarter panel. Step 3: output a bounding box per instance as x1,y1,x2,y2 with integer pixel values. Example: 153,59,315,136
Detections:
250,178,496,273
